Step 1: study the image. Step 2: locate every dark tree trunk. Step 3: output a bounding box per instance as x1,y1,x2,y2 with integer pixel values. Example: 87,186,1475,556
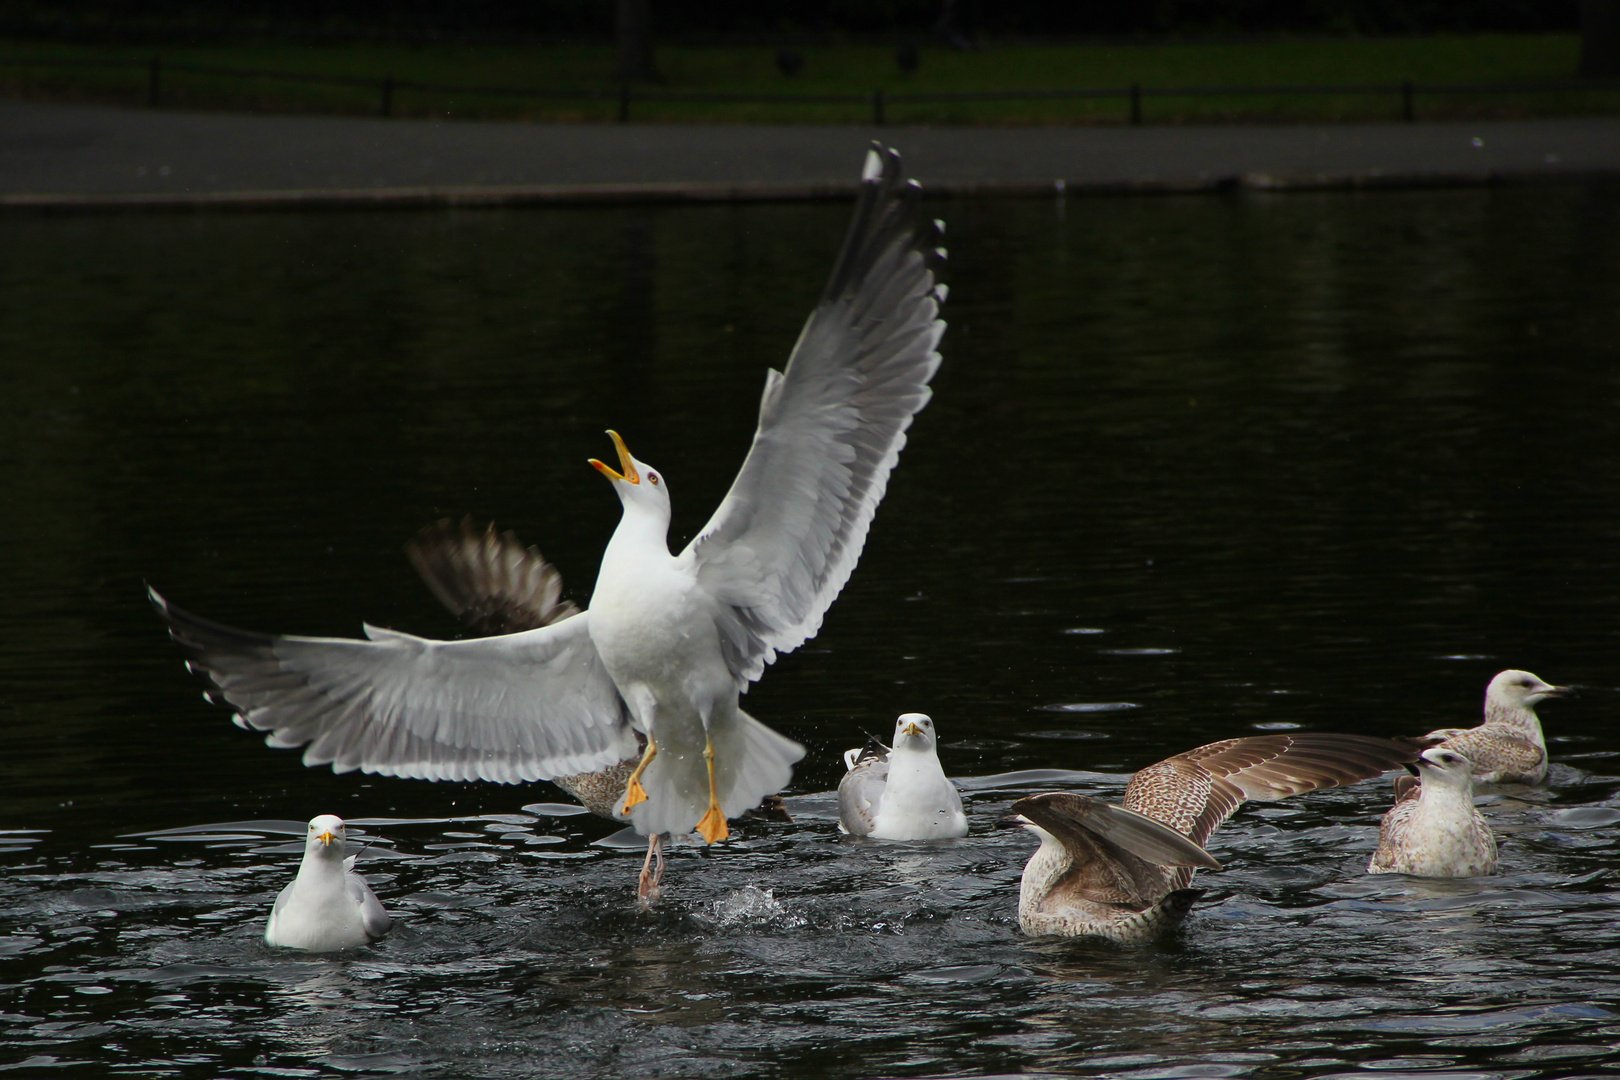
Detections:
1580,0,1620,77
616,0,659,84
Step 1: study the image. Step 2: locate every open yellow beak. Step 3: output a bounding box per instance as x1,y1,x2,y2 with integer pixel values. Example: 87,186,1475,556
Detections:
588,430,639,485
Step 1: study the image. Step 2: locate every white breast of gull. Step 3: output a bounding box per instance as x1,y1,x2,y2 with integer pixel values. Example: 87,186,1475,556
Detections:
838,713,968,840
1000,733,1421,944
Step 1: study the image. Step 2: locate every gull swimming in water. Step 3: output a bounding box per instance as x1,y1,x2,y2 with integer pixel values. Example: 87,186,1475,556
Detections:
838,713,968,840
1000,733,1421,943
1418,669,1574,784
406,517,787,902
1367,745,1497,877
151,144,944,882
265,815,393,952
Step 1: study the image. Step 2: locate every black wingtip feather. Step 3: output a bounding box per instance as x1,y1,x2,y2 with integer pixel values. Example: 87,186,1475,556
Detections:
820,144,943,309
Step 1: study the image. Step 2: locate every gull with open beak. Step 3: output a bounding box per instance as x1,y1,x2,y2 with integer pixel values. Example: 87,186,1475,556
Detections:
265,815,393,952
1368,746,1497,877
149,144,945,892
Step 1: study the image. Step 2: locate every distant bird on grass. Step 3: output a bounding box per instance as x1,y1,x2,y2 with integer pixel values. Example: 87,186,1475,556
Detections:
1367,745,1497,878
1418,669,1574,784
838,713,967,840
775,48,804,77
1000,733,1421,943
265,815,392,952
896,40,920,75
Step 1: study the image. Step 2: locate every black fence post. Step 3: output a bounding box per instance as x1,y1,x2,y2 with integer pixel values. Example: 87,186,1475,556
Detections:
873,88,885,126
380,75,394,117
147,56,161,108
1401,79,1414,122
1129,83,1142,125
618,83,631,122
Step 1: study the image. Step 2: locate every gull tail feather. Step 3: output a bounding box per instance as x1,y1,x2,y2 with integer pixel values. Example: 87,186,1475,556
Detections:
625,707,805,837
713,707,805,821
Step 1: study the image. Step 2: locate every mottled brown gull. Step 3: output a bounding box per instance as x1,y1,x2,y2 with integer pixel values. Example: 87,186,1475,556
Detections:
1367,745,1497,878
1419,669,1574,784
1000,732,1422,943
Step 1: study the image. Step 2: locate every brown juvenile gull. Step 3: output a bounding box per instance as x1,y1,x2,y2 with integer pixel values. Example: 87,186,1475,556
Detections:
1367,745,1497,878
406,517,786,901
999,733,1422,943
149,144,944,889
837,713,968,840
1417,669,1574,785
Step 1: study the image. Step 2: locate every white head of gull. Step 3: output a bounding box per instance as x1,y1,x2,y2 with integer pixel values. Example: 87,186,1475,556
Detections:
264,815,392,952
1419,669,1574,784
838,713,968,840
1000,733,1421,943
1368,745,1497,878
150,144,945,900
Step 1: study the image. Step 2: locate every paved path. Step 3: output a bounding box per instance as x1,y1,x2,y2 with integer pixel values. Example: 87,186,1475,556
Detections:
4,99,1620,210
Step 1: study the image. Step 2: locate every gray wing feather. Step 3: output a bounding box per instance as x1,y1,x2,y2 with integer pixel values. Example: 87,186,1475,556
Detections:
684,145,946,685
348,873,393,940
151,587,638,783
837,757,888,836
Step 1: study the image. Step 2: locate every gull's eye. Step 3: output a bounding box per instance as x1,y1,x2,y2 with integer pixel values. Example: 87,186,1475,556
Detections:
648,472,660,485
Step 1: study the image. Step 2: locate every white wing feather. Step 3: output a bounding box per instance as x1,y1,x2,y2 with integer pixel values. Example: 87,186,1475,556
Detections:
684,145,946,685
150,587,638,784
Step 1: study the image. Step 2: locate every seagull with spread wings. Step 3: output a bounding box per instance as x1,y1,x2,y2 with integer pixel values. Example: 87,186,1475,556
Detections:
1000,733,1421,943
150,145,945,894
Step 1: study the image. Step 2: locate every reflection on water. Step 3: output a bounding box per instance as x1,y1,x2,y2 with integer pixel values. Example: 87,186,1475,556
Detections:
2,183,1620,1077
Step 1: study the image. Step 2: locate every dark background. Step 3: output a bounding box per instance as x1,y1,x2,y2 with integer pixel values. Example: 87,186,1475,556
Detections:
0,0,1585,42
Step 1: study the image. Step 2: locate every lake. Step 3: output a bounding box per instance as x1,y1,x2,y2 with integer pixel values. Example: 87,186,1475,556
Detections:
2,181,1618,1079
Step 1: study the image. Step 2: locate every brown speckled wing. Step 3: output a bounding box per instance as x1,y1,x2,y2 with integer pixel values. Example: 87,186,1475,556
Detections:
406,518,580,637
1127,733,1423,849
1367,798,1418,872
1439,728,1544,777
1012,793,1173,908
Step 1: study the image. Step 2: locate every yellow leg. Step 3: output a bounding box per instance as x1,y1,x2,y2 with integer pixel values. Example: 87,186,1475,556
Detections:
694,738,729,844
620,736,658,815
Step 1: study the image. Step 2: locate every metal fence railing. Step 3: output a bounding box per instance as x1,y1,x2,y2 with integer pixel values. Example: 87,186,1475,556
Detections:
4,54,1620,125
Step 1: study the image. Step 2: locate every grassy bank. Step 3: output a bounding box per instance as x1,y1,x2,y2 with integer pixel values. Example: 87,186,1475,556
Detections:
2,34,1614,124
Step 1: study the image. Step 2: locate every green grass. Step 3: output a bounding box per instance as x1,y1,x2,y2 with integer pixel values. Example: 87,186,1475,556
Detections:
2,34,1615,125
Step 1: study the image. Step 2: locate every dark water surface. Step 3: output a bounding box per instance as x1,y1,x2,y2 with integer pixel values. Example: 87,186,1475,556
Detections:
2,184,1619,1079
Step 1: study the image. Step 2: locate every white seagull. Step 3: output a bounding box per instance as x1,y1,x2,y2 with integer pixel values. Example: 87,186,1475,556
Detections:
265,815,393,952
404,517,788,903
1417,669,1574,784
838,713,968,840
151,145,945,873
1368,746,1497,877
